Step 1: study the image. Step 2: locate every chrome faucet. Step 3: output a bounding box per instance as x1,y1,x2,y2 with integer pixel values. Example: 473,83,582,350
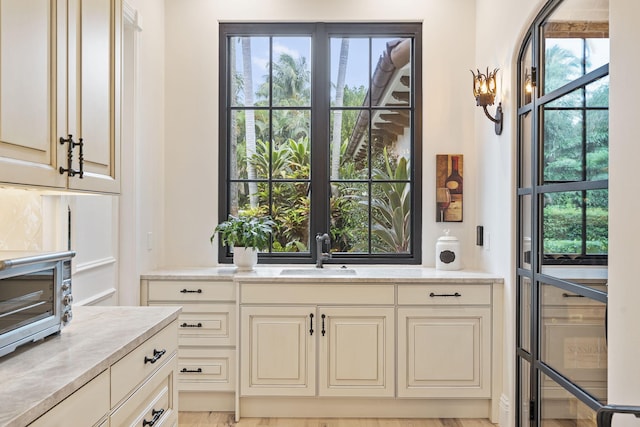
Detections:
315,233,331,268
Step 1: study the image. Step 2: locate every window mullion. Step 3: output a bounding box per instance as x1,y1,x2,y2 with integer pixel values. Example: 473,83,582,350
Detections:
310,24,330,251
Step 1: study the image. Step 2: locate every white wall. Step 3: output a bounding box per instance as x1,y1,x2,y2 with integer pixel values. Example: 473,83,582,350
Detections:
117,0,166,305
609,0,640,421
474,1,543,425
162,0,479,268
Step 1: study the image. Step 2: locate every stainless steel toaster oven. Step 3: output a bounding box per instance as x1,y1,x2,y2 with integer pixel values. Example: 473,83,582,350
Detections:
0,251,75,357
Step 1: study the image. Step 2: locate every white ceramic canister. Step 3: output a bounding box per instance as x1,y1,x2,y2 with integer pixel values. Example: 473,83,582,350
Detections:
435,229,461,270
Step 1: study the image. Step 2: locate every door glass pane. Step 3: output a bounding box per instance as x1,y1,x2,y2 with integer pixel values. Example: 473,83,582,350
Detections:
520,195,532,269
542,0,609,95
371,38,411,107
520,113,532,188
540,283,607,403
519,276,532,352
520,38,533,106
542,189,608,261
541,372,599,426
519,358,532,427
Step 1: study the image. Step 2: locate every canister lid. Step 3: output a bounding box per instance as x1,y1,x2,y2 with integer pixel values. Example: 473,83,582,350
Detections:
437,229,459,241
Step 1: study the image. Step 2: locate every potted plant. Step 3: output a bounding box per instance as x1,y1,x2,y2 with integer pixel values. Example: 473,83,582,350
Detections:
211,215,274,271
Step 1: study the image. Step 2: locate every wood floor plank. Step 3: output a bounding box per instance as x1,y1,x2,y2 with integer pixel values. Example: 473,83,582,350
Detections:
178,413,498,427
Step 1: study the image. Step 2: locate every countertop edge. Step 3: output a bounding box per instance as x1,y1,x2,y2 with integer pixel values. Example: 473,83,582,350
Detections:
0,306,181,427
140,267,504,283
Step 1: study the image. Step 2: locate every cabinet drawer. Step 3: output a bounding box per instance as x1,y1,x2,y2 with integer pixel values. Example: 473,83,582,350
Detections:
30,370,109,427
111,321,178,406
110,353,177,427
148,280,235,302
397,284,491,305
178,348,236,392
150,303,236,346
240,282,395,305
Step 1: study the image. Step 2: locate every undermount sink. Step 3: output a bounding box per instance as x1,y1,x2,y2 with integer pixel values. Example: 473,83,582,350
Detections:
280,267,357,276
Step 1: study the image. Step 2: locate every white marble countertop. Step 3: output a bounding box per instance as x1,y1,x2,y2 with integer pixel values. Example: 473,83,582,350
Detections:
0,305,181,427
141,265,504,283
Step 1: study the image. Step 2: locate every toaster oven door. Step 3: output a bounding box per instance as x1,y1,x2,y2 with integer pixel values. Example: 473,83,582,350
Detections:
0,268,55,337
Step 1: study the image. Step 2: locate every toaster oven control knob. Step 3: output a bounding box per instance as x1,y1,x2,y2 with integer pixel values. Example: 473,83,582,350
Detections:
62,294,74,306
62,309,73,324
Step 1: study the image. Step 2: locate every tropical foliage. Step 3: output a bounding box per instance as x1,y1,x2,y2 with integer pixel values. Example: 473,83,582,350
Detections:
228,36,411,255
541,40,609,255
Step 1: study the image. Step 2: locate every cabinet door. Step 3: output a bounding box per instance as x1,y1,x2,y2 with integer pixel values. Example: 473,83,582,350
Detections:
67,0,121,193
397,307,491,398
241,306,316,396
0,0,67,188
318,307,395,397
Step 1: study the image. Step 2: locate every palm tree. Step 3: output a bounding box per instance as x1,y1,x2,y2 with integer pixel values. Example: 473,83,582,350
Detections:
242,37,259,208
331,38,349,180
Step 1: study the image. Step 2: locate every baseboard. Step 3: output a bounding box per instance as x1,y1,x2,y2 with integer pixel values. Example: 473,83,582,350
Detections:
499,393,510,427
179,391,235,412
238,397,491,419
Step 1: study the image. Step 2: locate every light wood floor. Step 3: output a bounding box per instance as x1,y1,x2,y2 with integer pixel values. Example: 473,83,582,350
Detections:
178,412,498,427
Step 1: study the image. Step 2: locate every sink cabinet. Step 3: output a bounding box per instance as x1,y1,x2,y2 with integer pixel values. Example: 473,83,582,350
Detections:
241,305,394,397
0,0,121,193
141,270,503,422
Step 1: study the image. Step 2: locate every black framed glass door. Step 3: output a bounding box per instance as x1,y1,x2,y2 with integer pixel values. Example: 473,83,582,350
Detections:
516,0,609,425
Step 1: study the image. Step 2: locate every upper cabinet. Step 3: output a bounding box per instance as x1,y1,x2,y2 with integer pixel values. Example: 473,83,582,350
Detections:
0,0,121,194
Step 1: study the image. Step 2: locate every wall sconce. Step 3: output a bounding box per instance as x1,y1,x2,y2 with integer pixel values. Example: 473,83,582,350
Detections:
470,68,503,135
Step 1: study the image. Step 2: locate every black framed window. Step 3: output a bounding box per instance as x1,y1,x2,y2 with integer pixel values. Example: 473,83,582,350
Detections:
218,23,422,264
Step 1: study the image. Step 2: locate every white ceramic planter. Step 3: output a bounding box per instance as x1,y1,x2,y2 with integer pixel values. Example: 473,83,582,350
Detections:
233,247,258,271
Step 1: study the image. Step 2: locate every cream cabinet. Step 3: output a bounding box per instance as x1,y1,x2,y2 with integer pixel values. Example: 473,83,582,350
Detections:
141,278,237,411
239,282,395,398
320,306,394,397
398,306,491,397
29,320,178,426
29,370,110,427
397,284,493,398
0,0,121,193
241,306,316,396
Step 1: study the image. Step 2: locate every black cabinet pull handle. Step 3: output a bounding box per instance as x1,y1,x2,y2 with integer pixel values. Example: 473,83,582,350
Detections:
180,288,202,293
142,408,165,426
144,348,166,364
180,367,203,373
562,293,585,298
180,322,203,328
58,135,84,178
429,292,462,297
309,313,314,336
321,314,326,336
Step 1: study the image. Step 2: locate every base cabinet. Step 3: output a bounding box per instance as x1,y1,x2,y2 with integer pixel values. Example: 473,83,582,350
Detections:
141,278,236,411
29,321,178,426
397,306,491,398
319,307,394,397
240,285,395,399
241,306,316,396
